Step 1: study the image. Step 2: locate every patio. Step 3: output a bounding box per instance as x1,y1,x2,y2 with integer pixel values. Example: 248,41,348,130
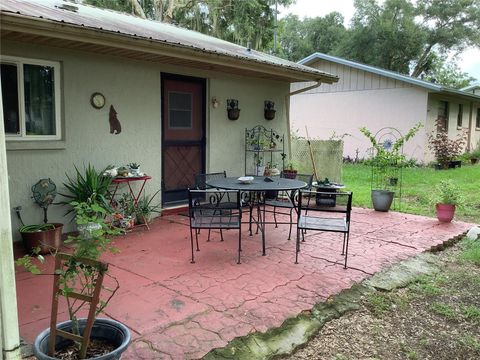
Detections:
16,208,472,359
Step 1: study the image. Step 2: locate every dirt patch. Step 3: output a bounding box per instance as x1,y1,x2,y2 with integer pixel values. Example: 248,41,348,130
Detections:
285,241,480,360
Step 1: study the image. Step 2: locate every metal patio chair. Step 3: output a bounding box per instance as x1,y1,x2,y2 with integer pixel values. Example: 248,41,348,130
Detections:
295,190,353,268
188,189,242,264
264,173,314,240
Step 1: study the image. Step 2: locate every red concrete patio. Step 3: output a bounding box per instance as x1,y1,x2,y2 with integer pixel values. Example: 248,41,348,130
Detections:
16,208,472,359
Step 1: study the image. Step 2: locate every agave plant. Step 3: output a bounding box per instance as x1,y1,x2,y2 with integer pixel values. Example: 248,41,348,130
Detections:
60,164,113,216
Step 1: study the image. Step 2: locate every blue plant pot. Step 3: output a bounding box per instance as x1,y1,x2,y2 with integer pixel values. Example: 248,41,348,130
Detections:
34,318,131,360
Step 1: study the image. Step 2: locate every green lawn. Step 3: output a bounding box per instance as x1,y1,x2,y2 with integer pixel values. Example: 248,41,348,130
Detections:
342,163,480,223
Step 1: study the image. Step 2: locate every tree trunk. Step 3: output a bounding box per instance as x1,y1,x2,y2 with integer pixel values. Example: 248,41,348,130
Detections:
129,0,146,18
411,43,434,78
153,0,163,21
163,0,176,23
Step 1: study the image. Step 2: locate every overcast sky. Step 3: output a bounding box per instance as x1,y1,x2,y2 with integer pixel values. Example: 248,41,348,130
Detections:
279,0,480,81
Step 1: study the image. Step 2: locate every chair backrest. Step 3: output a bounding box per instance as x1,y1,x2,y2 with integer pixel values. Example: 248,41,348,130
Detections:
295,173,314,189
188,189,241,213
194,171,227,190
297,190,353,221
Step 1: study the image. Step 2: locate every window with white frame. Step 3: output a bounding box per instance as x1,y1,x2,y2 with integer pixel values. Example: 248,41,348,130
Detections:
1,56,61,140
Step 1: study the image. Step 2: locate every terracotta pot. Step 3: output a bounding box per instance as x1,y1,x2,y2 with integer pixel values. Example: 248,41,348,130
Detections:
21,223,63,255
436,203,455,223
282,170,297,179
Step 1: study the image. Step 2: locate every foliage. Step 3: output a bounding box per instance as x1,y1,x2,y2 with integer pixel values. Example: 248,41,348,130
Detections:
127,162,140,169
19,223,56,232
427,120,468,167
16,197,122,355
135,190,161,219
60,164,113,216
360,123,422,188
432,179,464,205
85,0,294,52
461,239,480,266
422,54,475,89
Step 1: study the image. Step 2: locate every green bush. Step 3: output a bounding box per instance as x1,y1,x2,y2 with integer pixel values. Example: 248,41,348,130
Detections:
433,180,464,205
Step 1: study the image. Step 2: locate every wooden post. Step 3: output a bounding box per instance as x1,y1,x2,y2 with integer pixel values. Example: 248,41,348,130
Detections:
305,126,318,181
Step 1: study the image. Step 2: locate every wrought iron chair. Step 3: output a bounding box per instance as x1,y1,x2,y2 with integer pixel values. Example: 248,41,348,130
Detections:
194,171,228,241
295,190,353,268
264,173,314,240
188,189,242,264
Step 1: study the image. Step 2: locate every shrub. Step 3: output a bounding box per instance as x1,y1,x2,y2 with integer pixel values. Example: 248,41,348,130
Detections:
428,120,467,168
433,180,464,205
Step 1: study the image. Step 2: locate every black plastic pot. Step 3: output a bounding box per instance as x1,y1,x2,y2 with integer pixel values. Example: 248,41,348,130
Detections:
371,190,394,212
34,318,131,360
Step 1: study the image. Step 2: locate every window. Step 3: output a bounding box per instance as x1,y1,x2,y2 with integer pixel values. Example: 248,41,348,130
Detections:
477,108,480,129
168,91,192,129
437,101,449,132
1,56,61,140
457,104,463,128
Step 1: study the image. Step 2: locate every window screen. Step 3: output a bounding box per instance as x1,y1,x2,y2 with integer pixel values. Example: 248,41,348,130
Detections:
1,63,20,135
169,92,192,128
457,104,463,127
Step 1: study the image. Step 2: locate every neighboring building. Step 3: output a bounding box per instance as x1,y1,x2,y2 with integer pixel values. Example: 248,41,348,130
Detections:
291,52,480,162
1,0,338,239
462,82,480,96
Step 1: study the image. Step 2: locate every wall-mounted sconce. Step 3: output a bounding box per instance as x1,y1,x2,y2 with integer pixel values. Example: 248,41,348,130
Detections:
211,96,220,109
227,99,240,120
264,100,275,120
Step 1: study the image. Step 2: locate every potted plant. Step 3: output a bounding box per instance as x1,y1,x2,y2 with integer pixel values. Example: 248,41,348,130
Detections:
61,164,113,214
282,161,298,179
433,180,463,223
127,162,141,176
118,193,136,229
16,200,130,359
135,190,161,224
360,123,422,212
14,178,63,255
467,144,480,165
428,120,468,169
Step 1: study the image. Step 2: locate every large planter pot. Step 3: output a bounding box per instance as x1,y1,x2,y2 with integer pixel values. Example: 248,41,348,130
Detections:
371,190,394,212
436,203,456,223
21,223,63,255
34,318,131,360
282,170,297,179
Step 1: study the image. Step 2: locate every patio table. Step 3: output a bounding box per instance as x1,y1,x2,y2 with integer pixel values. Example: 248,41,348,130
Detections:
206,176,307,256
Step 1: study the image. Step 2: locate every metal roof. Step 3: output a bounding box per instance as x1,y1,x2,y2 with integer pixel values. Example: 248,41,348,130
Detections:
461,81,480,92
299,52,480,101
0,0,338,83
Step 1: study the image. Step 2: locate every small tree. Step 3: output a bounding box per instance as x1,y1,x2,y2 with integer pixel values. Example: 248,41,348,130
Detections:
428,120,467,168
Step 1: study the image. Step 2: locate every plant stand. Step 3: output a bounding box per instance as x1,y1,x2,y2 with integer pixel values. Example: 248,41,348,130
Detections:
245,126,285,177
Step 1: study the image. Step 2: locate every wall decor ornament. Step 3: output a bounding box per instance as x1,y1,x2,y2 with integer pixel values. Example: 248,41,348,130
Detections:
109,105,122,134
227,99,240,120
264,100,275,120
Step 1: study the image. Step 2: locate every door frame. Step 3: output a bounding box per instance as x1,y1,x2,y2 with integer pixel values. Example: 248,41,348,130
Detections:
161,72,207,206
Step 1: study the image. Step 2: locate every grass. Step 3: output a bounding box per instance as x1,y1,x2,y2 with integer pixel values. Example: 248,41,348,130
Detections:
342,163,480,223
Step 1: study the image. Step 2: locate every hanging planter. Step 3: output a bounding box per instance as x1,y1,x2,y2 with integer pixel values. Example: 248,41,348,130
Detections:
264,100,276,120
227,99,240,120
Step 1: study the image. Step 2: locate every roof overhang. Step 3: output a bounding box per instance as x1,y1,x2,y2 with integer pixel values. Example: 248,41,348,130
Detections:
0,11,338,84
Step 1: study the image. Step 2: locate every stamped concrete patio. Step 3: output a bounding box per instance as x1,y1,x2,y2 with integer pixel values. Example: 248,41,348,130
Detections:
16,208,472,359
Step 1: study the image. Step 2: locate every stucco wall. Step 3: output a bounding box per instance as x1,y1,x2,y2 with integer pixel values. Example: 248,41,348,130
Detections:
290,86,429,161
2,41,289,240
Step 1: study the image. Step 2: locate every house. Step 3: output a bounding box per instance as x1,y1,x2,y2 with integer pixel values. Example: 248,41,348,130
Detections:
462,82,480,95
290,52,480,163
0,0,338,239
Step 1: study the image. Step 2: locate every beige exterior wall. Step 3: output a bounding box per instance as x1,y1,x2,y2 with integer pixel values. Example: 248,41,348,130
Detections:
291,59,480,162
291,63,429,161
426,95,480,161
2,41,289,240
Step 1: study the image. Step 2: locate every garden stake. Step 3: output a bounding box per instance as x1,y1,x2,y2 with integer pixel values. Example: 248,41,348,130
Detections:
305,126,318,181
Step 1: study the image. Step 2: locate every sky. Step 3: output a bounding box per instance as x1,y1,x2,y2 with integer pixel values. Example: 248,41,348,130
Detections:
279,0,480,81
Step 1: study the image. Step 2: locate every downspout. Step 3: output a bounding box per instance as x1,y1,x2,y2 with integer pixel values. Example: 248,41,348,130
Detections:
285,81,323,158
0,78,22,360
467,101,474,151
